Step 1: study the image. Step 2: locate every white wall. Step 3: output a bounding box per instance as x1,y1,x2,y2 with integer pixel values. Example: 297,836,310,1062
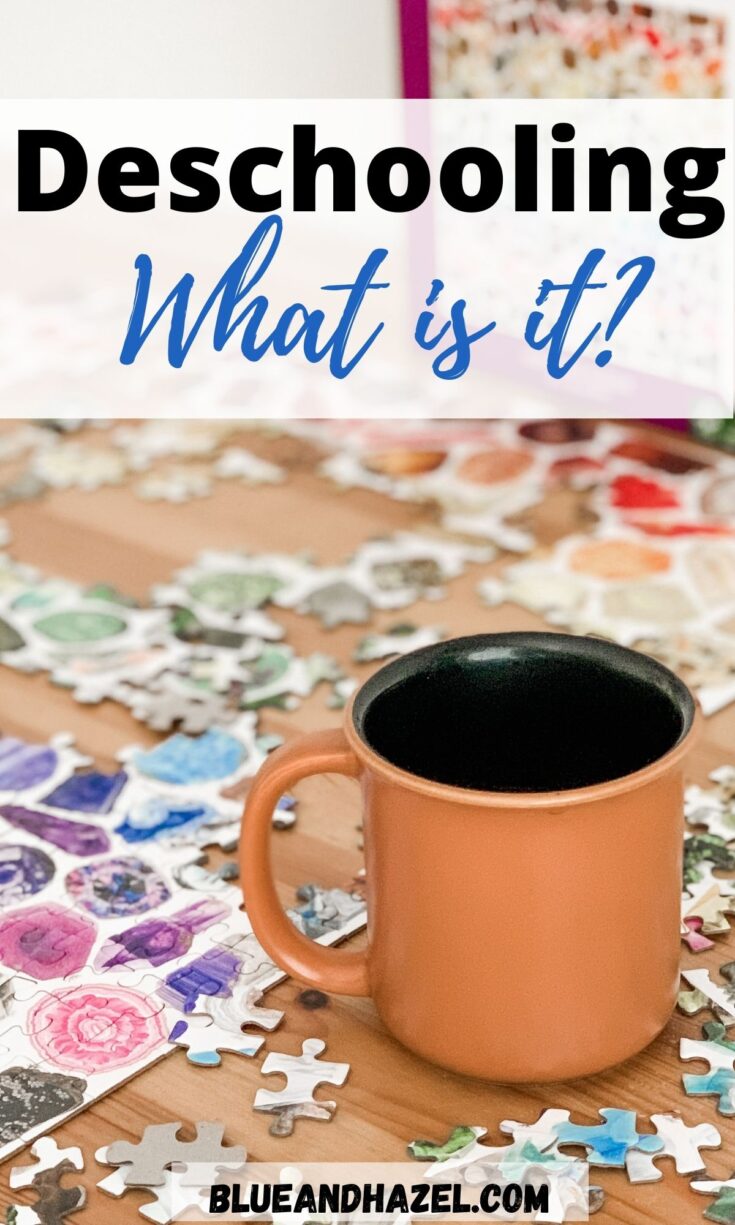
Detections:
0,0,402,97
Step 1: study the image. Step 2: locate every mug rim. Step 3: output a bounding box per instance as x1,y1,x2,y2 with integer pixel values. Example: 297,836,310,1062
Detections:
346,631,699,808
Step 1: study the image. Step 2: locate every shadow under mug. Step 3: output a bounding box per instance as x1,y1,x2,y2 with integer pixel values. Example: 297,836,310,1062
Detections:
241,631,698,1082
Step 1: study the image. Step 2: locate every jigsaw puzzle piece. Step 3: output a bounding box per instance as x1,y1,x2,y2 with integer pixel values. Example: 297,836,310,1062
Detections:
290,884,366,939
41,767,129,814
0,1061,88,1150
167,1014,264,1066
677,981,735,1026
198,984,284,1034
171,853,239,894
254,1038,349,1129
265,1101,337,1137
6,1132,86,1225
120,717,258,788
623,1113,721,1182
690,1172,735,1224
682,916,717,953
500,1107,662,1171
0,733,91,803
499,1110,572,1155
93,898,228,972
683,866,735,936
10,1136,84,1188
24,978,170,1076
686,769,735,842
96,1148,205,1225
681,1022,735,1115
0,806,110,857
682,968,735,1021
156,946,245,1012
0,843,57,909
105,1120,245,1187
408,1125,489,1166
64,854,172,919
0,902,97,981
553,1108,663,1167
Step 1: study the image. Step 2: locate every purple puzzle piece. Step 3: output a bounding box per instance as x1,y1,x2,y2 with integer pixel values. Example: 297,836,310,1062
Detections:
0,843,55,907
0,738,59,791
0,805,110,856
157,947,243,1011
42,769,128,814
65,855,171,918
94,898,229,971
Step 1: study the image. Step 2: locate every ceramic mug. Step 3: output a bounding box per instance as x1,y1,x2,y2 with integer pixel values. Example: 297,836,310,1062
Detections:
241,631,698,1082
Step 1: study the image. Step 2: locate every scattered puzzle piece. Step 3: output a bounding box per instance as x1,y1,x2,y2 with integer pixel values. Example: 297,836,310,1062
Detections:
96,1148,208,1225
32,442,128,491
681,1022,735,1115
691,1171,735,1224
136,466,212,503
105,1121,245,1187
266,1101,337,1137
682,870,735,937
684,834,735,887
686,768,735,842
408,1125,484,1163
10,1138,84,1189
254,1038,349,1134
622,1113,720,1183
682,968,735,1021
214,448,285,485
291,885,366,939
502,1107,663,1169
7,1136,86,1225
679,985,725,1019
683,916,717,954
353,623,444,663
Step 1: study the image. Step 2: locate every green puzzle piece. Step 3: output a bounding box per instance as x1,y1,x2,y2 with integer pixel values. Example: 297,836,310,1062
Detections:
684,834,735,886
408,1126,478,1160
706,1187,735,1224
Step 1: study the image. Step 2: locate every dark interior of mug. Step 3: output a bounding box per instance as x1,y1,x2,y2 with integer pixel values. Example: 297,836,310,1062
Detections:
353,632,694,792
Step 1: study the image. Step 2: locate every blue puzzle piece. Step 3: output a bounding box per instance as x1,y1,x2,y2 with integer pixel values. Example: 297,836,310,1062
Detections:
684,1070,735,1116
115,796,219,843
555,1108,664,1166
43,768,128,813
134,728,246,784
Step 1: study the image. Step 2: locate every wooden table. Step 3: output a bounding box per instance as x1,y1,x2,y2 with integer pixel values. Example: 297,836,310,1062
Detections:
0,422,732,1225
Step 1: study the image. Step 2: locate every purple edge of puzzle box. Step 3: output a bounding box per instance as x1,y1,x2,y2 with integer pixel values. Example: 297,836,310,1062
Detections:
400,0,431,99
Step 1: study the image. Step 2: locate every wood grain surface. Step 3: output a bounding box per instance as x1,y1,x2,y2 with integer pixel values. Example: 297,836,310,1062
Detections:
0,421,732,1225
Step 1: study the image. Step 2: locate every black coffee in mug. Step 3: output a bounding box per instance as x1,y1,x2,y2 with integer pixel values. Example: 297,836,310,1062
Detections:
354,632,693,792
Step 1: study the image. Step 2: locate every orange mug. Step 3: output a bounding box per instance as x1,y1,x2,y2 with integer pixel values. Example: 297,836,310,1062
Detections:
241,632,698,1081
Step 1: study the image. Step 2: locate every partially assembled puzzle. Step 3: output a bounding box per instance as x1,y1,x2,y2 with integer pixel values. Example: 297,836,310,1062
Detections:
0,724,366,1164
481,530,735,717
0,532,489,733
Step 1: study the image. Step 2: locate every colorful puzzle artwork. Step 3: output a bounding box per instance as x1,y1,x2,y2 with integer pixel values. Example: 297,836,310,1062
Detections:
480,529,735,715
0,530,490,732
286,418,639,549
0,726,367,1165
429,0,730,100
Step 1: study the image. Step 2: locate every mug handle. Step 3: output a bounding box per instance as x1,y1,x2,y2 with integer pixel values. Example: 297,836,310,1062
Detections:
240,727,370,996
